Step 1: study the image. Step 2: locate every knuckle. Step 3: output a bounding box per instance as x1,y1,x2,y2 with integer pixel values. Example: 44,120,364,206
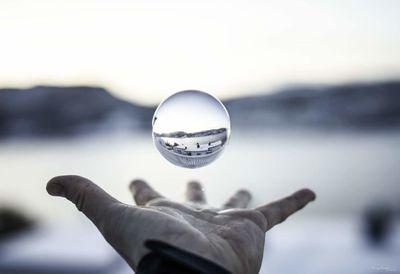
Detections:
277,203,287,221
75,192,85,212
73,181,91,212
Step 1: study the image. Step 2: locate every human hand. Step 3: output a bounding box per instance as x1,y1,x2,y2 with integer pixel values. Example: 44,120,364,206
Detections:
47,176,315,274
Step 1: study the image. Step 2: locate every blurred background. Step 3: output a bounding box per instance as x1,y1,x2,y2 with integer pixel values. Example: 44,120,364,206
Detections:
0,1,400,273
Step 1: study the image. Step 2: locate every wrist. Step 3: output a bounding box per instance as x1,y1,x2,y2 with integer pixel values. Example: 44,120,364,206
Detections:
137,240,232,274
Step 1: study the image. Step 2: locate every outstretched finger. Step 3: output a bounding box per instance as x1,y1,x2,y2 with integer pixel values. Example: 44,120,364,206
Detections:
185,181,206,204
47,175,122,229
222,189,252,209
129,179,163,205
256,189,316,231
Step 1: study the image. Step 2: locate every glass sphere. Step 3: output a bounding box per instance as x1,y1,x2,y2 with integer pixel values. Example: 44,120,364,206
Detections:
152,90,231,168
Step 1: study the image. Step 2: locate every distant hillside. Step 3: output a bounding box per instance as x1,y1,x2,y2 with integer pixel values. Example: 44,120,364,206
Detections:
0,86,153,137
0,82,399,138
225,81,400,130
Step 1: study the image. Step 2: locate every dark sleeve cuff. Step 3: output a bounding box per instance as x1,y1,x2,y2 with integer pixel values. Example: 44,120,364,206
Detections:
137,240,232,274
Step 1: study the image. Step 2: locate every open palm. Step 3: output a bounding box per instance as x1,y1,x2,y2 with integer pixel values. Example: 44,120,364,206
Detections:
47,175,315,274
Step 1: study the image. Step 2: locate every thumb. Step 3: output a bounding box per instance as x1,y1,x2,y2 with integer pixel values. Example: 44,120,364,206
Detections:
47,175,121,229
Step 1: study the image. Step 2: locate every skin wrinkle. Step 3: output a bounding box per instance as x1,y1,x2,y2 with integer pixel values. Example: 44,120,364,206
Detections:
73,190,85,212
100,203,131,240
223,210,268,232
214,226,249,273
108,206,138,270
277,202,287,223
137,203,245,273
221,217,264,272
73,182,91,212
142,200,266,273
47,176,315,274
205,233,242,273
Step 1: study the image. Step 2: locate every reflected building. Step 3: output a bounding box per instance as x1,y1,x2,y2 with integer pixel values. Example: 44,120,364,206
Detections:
153,128,228,168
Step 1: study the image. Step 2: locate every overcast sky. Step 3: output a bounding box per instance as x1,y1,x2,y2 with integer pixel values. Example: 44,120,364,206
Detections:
0,0,399,105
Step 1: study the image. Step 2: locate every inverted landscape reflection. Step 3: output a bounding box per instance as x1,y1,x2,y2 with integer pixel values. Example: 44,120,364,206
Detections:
152,90,231,168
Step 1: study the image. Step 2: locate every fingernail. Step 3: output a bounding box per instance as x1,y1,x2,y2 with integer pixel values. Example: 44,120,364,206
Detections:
47,182,64,196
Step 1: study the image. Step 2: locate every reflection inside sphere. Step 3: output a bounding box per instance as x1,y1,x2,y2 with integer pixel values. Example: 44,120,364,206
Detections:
152,90,231,168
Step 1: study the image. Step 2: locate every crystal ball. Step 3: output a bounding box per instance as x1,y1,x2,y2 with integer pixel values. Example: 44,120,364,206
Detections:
152,90,231,168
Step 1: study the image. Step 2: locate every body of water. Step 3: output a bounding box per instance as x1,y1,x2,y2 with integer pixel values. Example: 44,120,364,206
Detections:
1,130,400,222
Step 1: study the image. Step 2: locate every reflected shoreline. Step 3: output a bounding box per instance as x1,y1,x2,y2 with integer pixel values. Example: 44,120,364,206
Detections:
153,128,229,168
153,128,228,156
